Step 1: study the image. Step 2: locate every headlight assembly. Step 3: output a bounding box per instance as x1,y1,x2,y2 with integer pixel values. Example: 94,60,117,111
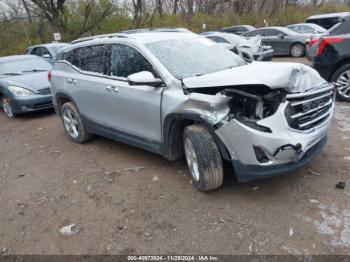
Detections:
8,86,35,96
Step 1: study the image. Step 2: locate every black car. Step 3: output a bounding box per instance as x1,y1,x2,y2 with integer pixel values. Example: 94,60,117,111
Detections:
306,16,350,62
244,27,308,57
0,55,53,118
221,25,256,36
306,12,350,30
313,34,350,101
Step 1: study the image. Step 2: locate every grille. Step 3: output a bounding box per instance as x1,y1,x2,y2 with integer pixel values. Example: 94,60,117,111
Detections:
38,87,52,95
285,85,334,131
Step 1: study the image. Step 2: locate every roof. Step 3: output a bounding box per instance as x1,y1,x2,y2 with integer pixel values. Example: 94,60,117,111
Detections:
0,55,37,63
122,27,191,34
70,30,197,47
221,25,255,29
307,12,350,20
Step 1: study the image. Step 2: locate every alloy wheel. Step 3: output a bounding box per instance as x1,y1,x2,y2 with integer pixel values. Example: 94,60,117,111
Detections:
63,109,80,138
336,70,350,99
1,97,14,118
291,44,304,57
184,137,200,182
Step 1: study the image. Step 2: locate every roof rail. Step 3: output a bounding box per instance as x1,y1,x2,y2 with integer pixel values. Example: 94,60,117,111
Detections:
122,27,191,34
71,33,128,44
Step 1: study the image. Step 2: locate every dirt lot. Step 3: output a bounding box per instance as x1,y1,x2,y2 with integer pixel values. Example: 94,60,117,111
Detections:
0,57,349,255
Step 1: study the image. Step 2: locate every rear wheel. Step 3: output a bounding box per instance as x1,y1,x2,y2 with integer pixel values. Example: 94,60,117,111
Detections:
61,102,91,143
1,96,15,118
183,124,223,192
290,43,306,58
332,64,350,102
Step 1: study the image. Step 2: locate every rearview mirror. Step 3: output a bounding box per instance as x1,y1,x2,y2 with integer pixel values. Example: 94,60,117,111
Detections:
42,54,52,58
278,34,285,39
127,71,163,86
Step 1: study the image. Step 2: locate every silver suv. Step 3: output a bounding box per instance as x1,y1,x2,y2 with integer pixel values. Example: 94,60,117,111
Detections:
51,30,334,192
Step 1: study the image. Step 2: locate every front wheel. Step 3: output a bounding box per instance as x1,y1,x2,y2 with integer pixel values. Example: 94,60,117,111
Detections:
1,96,15,118
290,43,305,58
332,64,350,102
61,102,92,143
183,125,223,192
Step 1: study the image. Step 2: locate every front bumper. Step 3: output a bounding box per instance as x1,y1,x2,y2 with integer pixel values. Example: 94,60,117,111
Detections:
232,135,327,182
215,98,333,183
254,49,274,61
11,94,53,114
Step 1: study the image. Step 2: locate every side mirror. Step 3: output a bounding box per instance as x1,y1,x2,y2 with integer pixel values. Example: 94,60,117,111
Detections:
127,71,163,86
42,54,52,58
278,34,285,39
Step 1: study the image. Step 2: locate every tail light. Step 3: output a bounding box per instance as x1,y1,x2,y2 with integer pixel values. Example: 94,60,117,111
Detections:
316,37,344,56
308,38,319,47
48,70,52,81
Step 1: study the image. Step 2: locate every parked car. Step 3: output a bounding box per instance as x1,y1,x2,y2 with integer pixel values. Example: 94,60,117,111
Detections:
51,31,334,191
201,31,274,61
0,55,53,118
26,42,69,64
244,27,308,57
221,25,256,35
287,23,327,35
306,12,350,30
312,34,350,101
306,17,350,62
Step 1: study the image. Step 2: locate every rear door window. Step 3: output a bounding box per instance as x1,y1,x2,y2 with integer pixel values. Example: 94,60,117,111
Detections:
73,45,109,74
110,44,153,78
264,29,282,36
246,29,265,37
329,20,350,35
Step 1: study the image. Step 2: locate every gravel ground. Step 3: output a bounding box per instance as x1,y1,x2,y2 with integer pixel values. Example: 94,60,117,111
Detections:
0,57,349,255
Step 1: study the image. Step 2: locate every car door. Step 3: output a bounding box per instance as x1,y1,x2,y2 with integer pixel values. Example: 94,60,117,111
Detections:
263,29,287,55
103,43,162,144
68,44,116,132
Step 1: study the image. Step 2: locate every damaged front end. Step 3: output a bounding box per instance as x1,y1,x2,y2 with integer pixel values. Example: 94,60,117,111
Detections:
182,63,335,182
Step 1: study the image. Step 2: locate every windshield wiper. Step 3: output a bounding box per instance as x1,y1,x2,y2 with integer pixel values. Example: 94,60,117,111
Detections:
22,69,48,73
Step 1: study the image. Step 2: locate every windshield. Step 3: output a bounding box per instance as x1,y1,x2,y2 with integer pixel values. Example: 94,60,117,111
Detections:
146,37,245,79
0,58,51,75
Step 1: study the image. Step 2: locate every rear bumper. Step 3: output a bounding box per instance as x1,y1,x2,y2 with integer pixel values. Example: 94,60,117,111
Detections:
232,135,327,182
11,95,53,114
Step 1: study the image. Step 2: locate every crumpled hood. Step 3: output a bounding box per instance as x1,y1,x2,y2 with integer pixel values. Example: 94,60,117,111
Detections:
2,72,50,93
183,62,327,93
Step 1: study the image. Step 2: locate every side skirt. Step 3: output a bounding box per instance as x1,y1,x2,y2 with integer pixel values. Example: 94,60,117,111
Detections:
82,115,163,155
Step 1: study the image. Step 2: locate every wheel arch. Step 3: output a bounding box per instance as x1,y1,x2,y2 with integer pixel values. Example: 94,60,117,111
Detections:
329,57,350,82
55,92,77,115
162,113,231,161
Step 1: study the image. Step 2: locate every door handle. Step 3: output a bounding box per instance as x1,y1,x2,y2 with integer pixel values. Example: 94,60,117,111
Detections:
67,78,77,84
105,86,119,93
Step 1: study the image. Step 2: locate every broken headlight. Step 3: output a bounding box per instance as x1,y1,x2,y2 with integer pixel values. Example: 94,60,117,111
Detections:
221,88,285,132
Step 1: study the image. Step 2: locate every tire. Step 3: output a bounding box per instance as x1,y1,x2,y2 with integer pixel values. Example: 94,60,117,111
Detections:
61,102,92,143
1,96,16,118
290,43,306,58
183,124,223,192
331,64,350,102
